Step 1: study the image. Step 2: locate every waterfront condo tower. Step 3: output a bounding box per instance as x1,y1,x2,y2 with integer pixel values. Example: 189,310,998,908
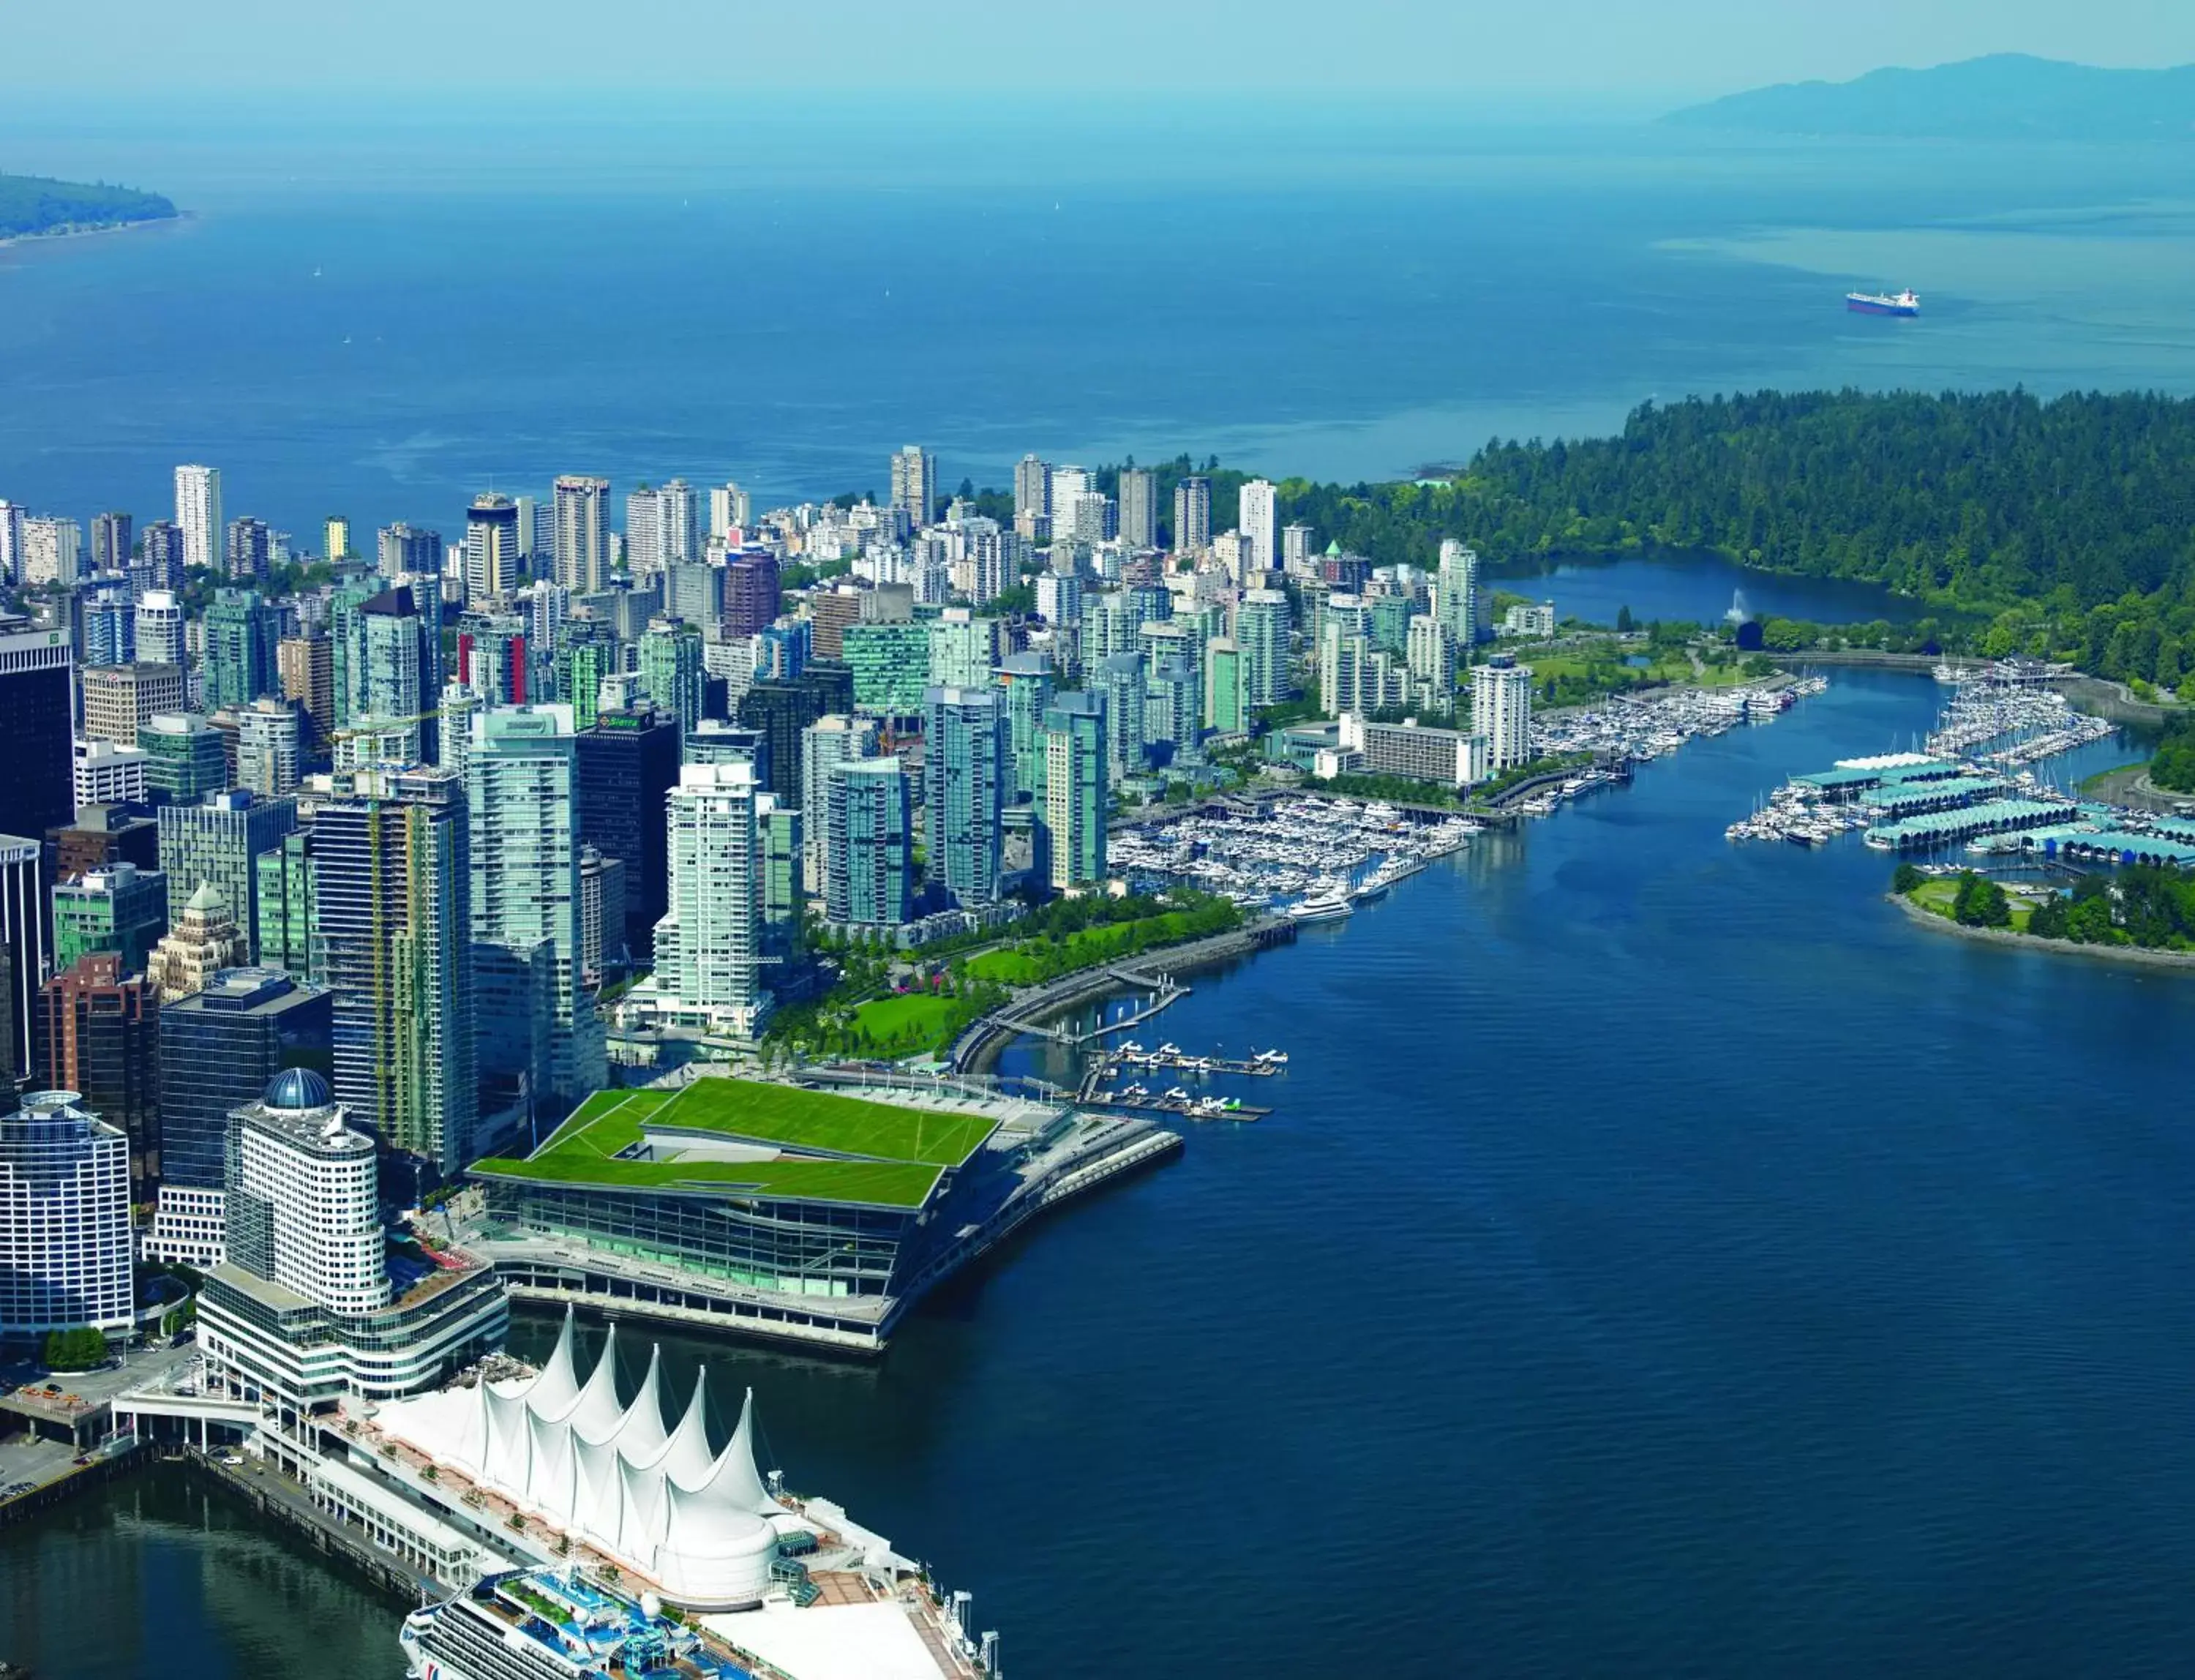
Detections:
923,685,1007,907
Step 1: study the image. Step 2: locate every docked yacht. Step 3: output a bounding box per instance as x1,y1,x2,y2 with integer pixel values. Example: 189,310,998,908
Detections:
1288,885,1354,923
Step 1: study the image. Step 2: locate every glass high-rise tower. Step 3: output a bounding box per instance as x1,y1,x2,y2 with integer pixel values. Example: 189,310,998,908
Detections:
313,768,476,1175
466,705,605,1122
923,685,1005,908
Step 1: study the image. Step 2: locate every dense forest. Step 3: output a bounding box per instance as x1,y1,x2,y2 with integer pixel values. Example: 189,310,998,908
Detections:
1260,391,2195,689
2029,867,2195,950
0,173,176,239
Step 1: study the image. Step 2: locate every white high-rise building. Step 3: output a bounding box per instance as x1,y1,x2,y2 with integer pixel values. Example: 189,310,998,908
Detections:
1437,539,1485,648
135,589,186,667
552,476,611,594
176,465,222,574
708,482,751,539
1049,465,1091,530
228,1072,387,1316
20,517,82,586
625,487,664,577
195,1068,509,1407
637,762,770,1037
1239,479,1277,577
0,1091,134,1336
74,738,149,809
890,445,937,528
1471,656,1534,770
1281,522,1315,574
1406,614,1458,700
658,478,699,566
236,697,302,795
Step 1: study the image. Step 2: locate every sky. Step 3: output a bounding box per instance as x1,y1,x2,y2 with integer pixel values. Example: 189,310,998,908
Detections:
9,0,2195,104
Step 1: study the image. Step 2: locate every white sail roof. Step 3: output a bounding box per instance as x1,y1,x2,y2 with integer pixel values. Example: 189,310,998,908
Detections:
372,1321,793,1610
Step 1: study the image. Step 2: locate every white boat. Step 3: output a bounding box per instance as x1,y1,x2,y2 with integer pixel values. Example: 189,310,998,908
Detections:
1288,890,1354,923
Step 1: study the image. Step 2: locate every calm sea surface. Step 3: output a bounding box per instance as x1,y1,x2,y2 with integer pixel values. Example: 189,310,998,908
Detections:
4,104,2195,536
7,667,2194,1678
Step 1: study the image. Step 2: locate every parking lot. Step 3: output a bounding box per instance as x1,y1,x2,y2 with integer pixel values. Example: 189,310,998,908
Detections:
0,1431,97,1504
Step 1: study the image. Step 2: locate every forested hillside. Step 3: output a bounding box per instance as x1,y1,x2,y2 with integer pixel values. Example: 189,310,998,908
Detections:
1270,391,2195,686
0,173,176,239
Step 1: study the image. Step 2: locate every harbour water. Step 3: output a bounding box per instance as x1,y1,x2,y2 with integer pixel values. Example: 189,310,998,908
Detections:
10,665,2195,1678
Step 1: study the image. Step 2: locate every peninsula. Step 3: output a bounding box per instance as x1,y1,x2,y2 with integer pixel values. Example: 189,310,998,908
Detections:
1662,53,2195,142
0,171,176,243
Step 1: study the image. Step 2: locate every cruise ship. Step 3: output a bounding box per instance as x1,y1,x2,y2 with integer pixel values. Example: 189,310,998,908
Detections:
401,1565,737,1679
1847,288,1921,317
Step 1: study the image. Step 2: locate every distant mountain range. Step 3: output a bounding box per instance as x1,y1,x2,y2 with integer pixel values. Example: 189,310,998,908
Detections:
0,173,176,241
1665,54,2195,141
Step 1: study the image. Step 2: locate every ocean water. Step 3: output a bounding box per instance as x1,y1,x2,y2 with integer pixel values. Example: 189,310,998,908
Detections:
4,103,2195,539
10,668,2195,1679
7,108,2195,1677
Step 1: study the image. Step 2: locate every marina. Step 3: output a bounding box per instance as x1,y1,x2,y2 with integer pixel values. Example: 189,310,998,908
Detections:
1724,661,2166,859
1108,795,1477,912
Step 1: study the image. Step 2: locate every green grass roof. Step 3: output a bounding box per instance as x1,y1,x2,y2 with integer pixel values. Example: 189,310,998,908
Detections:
468,1077,999,1210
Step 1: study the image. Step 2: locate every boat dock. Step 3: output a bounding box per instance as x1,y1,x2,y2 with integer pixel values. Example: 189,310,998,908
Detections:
1072,1043,1288,1123
1074,1089,1272,1122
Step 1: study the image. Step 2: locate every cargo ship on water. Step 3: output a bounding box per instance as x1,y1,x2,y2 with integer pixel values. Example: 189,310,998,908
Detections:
1847,289,1921,318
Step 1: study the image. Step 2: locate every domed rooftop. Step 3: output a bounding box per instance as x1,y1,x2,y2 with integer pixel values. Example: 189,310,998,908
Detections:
263,1068,333,1111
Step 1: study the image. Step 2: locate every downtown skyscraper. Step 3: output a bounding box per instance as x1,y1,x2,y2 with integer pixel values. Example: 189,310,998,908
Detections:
923,685,1005,907
890,445,937,528
644,761,770,1038
174,464,222,573
467,705,604,1121
314,768,476,1175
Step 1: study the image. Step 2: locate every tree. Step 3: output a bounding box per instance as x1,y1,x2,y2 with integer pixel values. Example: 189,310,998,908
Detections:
42,1327,109,1370
1951,870,2012,928
1616,604,1635,633
1892,862,1924,895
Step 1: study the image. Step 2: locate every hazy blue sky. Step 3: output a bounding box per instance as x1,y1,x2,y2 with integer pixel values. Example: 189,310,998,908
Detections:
12,0,2195,102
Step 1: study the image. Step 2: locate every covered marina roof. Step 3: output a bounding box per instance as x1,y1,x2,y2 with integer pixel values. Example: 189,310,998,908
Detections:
1858,776,2008,814
1864,798,2071,849
2030,830,2195,867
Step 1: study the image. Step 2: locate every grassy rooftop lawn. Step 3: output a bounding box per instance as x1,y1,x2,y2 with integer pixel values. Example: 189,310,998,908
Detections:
468,1149,945,1210
852,991,960,1051
528,1078,996,1169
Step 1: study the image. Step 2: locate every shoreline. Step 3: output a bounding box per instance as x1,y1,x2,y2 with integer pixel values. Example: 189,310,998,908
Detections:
955,918,1294,1076
1886,890,2195,974
0,212,185,254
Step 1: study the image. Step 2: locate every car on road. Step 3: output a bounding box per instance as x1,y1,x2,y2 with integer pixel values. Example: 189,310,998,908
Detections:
217,1454,244,1466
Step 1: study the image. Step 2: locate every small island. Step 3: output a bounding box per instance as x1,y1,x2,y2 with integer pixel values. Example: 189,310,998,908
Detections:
0,171,177,244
